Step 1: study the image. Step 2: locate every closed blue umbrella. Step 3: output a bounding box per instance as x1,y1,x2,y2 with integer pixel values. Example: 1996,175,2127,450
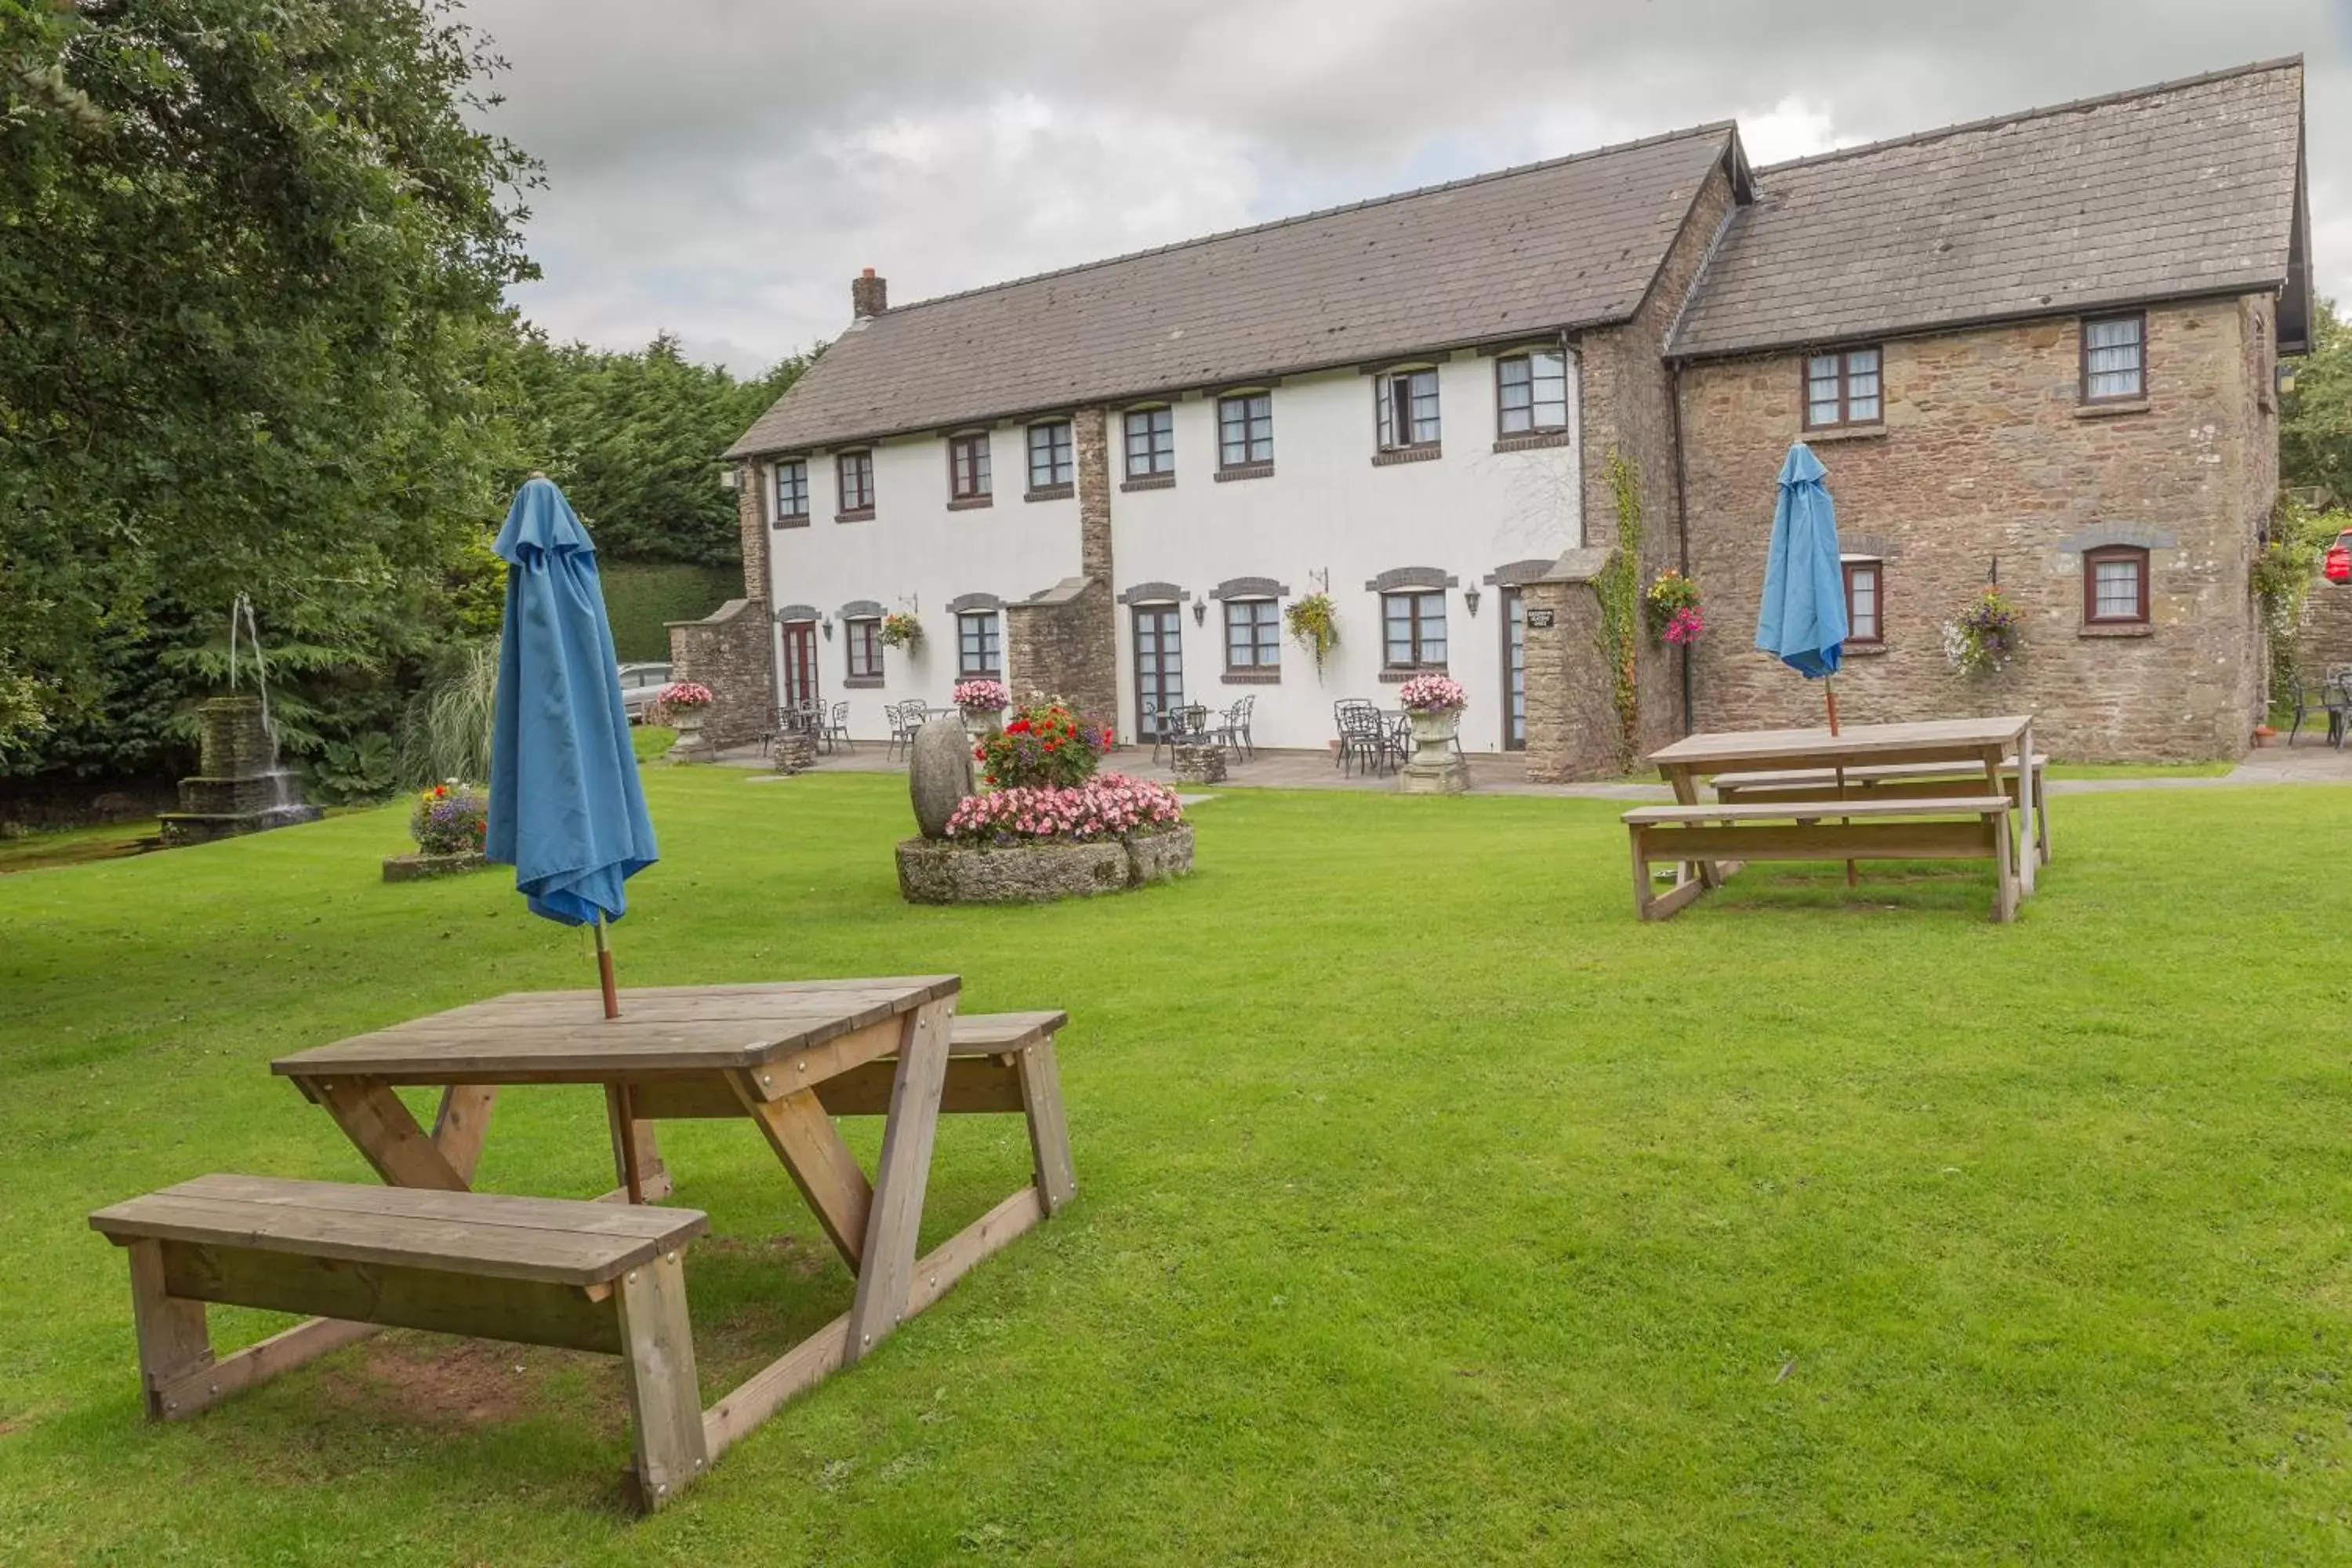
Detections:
485,475,658,1020
1755,441,1849,731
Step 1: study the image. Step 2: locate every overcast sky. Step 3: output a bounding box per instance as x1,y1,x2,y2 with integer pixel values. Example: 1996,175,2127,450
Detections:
465,0,2352,375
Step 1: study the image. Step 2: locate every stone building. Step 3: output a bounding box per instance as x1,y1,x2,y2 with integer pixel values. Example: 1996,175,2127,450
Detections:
702,57,2313,767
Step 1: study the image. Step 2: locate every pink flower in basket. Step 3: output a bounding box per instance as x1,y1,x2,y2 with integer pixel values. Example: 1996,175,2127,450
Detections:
1664,606,1704,646
657,681,713,707
951,678,1010,710
1396,673,1468,713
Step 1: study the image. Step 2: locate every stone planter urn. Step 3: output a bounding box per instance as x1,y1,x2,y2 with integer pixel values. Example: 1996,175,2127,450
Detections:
669,705,710,759
1400,708,1469,795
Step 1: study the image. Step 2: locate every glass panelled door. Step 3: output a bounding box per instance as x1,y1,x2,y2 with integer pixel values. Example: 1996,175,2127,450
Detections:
1502,588,1526,750
1132,604,1184,736
782,621,819,710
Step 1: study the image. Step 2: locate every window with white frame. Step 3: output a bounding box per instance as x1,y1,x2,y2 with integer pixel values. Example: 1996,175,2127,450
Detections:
1375,368,1441,450
1123,408,1175,478
956,610,1002,675
1224,598,1279,670
1381,590,1447,668
1496,350,1568,435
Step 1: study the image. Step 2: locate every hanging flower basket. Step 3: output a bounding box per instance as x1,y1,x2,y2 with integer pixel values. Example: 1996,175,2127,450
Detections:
1941,586,2020,677
1285,593,1338,674
879,612,923,649
1644,571,1704,644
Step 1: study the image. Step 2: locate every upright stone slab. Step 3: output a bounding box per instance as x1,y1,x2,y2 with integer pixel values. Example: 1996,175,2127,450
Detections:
908,717,975,840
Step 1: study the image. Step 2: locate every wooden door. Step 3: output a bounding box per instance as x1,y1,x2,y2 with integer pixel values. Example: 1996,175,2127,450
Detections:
1502,588,1526,751
782,622,818,710
1132,605,1184,735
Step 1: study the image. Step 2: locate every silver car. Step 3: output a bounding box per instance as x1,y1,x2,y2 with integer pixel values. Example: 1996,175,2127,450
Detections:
616,662,673,724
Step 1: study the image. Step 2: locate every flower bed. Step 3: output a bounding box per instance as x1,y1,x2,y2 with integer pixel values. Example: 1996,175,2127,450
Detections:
898,773,1192,904
975,696,1112,790
385,782,491,882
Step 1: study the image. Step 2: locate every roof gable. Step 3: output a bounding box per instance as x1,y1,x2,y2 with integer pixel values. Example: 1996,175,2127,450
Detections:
729,126,1737,457
1670,59,2307,359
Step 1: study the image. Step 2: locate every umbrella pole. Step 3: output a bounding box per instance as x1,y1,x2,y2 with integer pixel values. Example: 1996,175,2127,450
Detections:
594,915,620,1021
1826,681,1856,886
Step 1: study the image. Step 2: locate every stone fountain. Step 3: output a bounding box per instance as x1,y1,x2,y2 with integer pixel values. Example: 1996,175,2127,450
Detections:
158,695,322,846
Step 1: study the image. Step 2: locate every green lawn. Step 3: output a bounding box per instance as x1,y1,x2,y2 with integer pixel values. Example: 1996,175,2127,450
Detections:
2,768,2349,1564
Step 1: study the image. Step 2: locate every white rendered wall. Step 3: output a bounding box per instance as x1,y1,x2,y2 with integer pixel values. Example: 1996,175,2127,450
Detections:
763,427,1082,740
1109,350,1582,754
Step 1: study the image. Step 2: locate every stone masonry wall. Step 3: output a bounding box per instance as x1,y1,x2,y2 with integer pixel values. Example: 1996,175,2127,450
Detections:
2298,568,2352,678
666,597,771,750
663,462,777,752
1679,296,2274,760
1520,550,1621,782
1004,407,1119,728
1569,158,1734,763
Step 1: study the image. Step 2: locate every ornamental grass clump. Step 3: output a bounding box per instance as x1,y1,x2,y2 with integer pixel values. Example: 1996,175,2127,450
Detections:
1396,673,1468,713
975,695,1110,789
408,782,487,856
944,774,1185,845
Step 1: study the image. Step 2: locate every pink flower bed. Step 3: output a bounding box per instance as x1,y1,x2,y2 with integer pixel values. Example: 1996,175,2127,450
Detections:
945,772,1185,845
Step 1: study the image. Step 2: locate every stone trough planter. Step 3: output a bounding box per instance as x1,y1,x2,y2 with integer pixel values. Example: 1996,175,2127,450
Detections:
895,825,1194,906
382,850,492,884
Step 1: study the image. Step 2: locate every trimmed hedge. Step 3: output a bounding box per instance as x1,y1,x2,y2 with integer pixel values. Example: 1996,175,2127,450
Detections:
600,562,740,661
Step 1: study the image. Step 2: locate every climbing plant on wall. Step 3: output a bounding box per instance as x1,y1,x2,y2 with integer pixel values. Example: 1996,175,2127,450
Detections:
1593,449,1644,768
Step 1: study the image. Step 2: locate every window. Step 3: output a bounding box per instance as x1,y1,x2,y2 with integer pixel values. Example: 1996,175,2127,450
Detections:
1124,408,1175,478
1381,590,1447,669
2083,546,2149,624
772,459,809,524
1496,350,1568,435
1217,394,1273,470
845,617,883,680
956,610,1002,676
948,433,991,503
1376,368,1441,450
1843,560,1882,644
2082,314,2145,403
1804,347,1882,428
1224,598,1279,670
1027,421,1073,491
837,451,875,516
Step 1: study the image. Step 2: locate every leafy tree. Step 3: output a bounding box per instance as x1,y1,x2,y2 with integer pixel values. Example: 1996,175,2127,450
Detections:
0,0,538,764
508,332,811,566
2282,296,2351,502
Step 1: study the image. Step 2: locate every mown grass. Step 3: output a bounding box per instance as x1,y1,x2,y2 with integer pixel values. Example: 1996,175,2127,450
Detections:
1,768,2348,1565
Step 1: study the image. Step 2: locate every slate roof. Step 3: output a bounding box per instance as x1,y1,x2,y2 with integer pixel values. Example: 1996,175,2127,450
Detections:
728,126,1742,457
1669,59,2309,360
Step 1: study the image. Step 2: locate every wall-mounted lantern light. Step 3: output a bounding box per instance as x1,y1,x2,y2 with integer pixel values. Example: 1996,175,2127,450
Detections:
1192,600,1208,626
821,615,834,641
1463,584,1483,617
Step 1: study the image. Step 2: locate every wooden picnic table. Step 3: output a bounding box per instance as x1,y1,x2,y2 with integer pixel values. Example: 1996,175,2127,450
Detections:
1639,715,2042,918
262,976,1073,1472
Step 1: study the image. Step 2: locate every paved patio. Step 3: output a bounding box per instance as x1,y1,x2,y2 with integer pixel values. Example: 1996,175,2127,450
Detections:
712,732,2352,794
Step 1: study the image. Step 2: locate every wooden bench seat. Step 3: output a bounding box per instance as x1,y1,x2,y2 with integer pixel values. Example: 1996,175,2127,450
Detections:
92,1174,711,1512
1712,756,2050,865
1624,794,2019,923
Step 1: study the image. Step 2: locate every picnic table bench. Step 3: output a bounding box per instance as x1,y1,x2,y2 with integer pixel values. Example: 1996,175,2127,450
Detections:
87,979,1076,1513
1633,716,2044,923
1625,794,2020,922
91,1176,711,1509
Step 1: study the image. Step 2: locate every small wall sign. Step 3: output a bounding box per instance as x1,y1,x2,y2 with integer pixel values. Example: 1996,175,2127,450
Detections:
1524,608,1556,629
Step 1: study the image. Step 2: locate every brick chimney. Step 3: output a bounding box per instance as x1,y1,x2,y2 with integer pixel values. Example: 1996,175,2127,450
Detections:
851,267,887,321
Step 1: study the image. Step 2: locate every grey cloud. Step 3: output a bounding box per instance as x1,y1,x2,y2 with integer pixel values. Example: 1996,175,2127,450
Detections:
463,0,2351,371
